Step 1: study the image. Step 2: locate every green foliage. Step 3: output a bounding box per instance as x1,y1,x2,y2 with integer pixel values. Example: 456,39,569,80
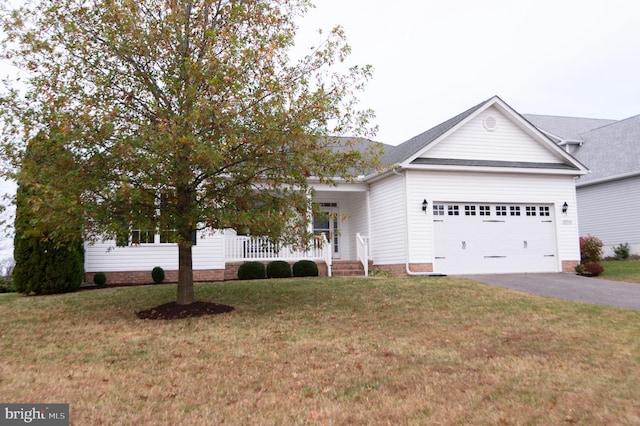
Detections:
151,266,165,284
0,0,379,304
0,276,15,293
579,235,604,264
292,260,319,277
13,235,85,295
369,267,390,278
12,183,85,295
238,262,266,281
267,260,292,279
612,243,631,260
93,272,107,286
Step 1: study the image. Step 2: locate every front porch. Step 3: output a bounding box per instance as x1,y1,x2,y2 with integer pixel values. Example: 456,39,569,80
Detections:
224,232,371,278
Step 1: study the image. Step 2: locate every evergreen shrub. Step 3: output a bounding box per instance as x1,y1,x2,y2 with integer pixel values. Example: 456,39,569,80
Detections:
93,272,107,286
292,260,319,277
151,266,165,284
612,243,631,260
267,261,292,279
238,261,266,280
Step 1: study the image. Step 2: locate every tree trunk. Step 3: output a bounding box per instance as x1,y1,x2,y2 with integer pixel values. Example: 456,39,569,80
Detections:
177,240,194,305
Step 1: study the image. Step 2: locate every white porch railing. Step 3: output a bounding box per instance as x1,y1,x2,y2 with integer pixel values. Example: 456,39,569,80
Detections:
225,233,332,277
356,233,370,277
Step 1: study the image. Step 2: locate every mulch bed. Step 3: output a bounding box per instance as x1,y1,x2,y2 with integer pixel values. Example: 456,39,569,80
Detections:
137,301,235,320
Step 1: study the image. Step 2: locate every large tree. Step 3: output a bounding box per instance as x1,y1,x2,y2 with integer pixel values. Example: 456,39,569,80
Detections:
0,0,379,304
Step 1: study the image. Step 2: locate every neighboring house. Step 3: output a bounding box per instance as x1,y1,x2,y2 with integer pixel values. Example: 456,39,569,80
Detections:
85,96,588,283
525,113,640,257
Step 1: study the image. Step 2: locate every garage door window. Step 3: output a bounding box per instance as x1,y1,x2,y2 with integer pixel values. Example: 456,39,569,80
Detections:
448,205,459,216
433,204,445,216
525,206,536,216
465,205,476,216
496,206,507,216
539,206,550,216
479,205,491,216
510,206,521,216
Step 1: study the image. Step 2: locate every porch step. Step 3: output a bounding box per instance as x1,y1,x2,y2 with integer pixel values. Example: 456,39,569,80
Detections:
331,260,367,277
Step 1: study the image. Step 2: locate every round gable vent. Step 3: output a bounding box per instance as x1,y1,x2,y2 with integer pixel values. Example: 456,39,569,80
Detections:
483,115,497,131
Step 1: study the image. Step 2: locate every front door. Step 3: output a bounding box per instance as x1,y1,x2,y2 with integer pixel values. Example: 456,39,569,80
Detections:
313,203,340,259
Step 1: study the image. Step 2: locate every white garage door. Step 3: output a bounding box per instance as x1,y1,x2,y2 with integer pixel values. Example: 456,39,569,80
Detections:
433,203,558,274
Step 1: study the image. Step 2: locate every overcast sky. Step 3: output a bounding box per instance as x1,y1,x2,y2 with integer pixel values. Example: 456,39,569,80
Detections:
295,0,640,144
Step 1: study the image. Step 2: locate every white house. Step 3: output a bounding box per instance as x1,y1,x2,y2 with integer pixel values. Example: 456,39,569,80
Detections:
525,113,640,258
85,96,588,283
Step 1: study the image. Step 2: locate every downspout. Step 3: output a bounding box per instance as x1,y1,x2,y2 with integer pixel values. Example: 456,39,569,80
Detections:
366,189,372,260
392,167,442,276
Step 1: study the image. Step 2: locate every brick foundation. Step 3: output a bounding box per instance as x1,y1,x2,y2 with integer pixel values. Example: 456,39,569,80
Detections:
371,263,434,277
562,260,579,273
86,261,328,285
85,269,224,286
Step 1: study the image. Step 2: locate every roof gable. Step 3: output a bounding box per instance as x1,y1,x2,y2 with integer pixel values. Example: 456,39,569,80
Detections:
382,96,587,175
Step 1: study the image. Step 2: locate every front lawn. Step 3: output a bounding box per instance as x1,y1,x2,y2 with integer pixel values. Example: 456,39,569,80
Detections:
599,260,640,284
1,277,639,425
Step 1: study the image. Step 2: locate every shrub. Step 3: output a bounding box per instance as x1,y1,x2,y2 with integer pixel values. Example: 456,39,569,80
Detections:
238,261,266,280
151,266,165,284
13,236,85,295
582,263,605,276
612,243,631,260
13,182,84,295
267,261,291,279
0,276,15,293
369,267,390,278
93,272,107,286
292,260,319,277
579,235,603,264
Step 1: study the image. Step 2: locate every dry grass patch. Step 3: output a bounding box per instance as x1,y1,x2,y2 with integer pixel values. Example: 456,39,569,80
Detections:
1,277,639,425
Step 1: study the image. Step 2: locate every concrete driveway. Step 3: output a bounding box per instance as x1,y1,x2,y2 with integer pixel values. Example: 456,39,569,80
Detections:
461,273,640,310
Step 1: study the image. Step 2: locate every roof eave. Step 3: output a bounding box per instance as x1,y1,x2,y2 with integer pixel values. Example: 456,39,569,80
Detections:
402,163,588,176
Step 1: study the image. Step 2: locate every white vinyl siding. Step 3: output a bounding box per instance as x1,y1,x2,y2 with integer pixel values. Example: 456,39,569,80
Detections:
577,176,640,252
85,230,225,272
344,192,368,261
422,106,563,164
369,173,407,265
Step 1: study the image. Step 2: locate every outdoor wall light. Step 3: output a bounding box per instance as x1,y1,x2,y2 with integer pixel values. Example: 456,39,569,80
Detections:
422,199,428,214
562,202,568,214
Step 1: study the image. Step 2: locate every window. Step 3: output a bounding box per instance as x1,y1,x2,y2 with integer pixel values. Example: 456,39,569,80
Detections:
433,204,445,216
131,229,155,244
465,205,476,216
159,229,177,244
479,205,491,216
510,206,521,216
496,206,507,216
539,206,550,217
525,206,537,216
447,205,459,216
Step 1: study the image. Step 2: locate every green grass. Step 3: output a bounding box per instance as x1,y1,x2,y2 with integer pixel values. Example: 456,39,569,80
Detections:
600,260,640,283
0,277,639,425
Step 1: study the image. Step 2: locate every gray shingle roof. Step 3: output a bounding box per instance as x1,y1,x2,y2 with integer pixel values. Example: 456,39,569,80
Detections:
379,99,488,166
524,114,616,141
571,115,640,184
525,114,640,184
